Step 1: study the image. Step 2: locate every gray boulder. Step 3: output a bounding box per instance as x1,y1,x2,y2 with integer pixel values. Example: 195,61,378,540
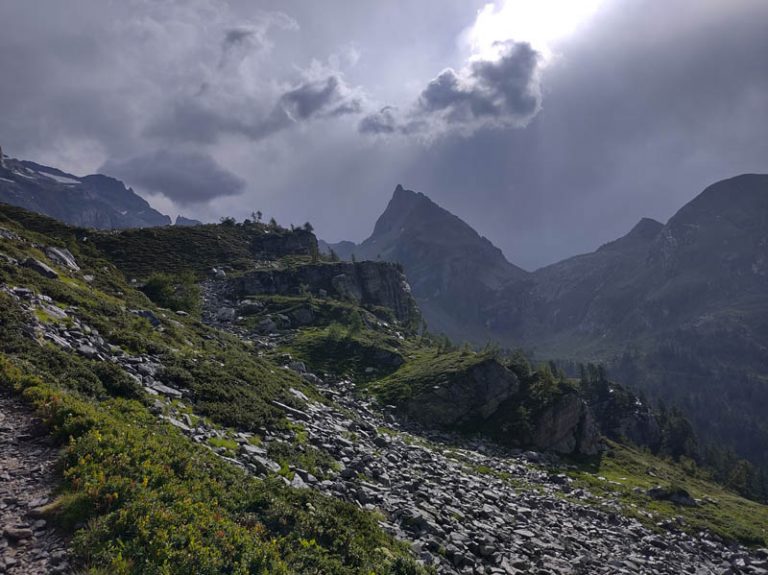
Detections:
216,307,236,322
45,247,80,271
22,257,58,279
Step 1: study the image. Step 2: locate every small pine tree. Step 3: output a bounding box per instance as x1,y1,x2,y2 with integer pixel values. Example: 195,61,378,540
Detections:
347,312,364,336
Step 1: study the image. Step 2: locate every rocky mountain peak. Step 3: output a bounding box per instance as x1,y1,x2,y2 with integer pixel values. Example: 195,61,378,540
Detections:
372,185,434,237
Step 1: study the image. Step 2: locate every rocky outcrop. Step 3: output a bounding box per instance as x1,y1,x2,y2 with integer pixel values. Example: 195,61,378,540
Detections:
591,398,662,450
174,215,202,227
21,258,58,279
531,393,600,455
400,359,520,428
44,247,79,271
233,261,419,324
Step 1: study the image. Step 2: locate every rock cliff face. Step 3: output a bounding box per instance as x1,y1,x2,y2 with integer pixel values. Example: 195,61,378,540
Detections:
376,354,601,456
531,394,599,455
585,382,663,450
233,261,418,324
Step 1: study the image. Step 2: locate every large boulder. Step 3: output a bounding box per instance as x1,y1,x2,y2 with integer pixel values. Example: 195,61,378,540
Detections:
398,358,520,428
22,257,58,279
45,246,79,271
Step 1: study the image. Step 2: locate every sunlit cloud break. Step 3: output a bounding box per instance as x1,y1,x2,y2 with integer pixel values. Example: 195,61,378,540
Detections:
465,0,605,60
358,0,604,138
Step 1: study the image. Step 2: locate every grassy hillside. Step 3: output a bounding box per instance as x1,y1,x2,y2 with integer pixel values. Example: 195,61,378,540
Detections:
91,222,315,278
567,441,768,545
0,205,426,574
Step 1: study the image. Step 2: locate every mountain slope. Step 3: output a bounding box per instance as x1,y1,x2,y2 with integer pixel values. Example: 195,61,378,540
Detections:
503,174,768,348
0,154,171,228
491,176,768,468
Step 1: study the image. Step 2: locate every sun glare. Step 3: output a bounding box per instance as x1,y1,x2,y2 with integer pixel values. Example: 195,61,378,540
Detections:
466,0,604,59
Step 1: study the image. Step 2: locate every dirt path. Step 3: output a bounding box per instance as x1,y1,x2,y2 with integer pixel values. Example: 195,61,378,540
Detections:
0,391,72,574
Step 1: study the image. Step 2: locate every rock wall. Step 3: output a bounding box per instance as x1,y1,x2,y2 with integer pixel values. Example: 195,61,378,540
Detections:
233,261,419,324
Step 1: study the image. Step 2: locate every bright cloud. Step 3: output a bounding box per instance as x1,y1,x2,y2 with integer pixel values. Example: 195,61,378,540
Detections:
465,0,605,59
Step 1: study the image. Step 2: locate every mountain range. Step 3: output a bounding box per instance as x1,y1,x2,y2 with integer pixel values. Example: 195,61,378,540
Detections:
0,149,198,228
326,176,768,469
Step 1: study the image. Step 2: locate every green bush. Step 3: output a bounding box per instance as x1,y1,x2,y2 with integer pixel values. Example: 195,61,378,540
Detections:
140,272,201,315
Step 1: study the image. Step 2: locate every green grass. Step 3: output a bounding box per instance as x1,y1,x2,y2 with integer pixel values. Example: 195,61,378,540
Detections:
567,441,768,545
0,204,431,573
208,436,240,452
89,222,314,279
288,324,405,381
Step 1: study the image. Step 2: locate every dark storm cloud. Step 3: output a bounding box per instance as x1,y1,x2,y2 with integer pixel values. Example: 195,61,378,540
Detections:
148,74,363,144
358,106,427,135
219,14,298,67
419,41,541,123
279,76,362,121
223,27,259,48
103,150,245,205
359,40,543,136
359,107,399,134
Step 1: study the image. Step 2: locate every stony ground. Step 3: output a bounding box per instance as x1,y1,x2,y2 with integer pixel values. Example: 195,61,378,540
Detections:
0,392,71,575
261,376,768,575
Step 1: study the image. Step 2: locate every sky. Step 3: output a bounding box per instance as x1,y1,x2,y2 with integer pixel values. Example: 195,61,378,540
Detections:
0,0,766,270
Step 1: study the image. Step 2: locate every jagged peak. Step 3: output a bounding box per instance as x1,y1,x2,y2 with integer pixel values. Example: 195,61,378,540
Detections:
390,184,430,206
